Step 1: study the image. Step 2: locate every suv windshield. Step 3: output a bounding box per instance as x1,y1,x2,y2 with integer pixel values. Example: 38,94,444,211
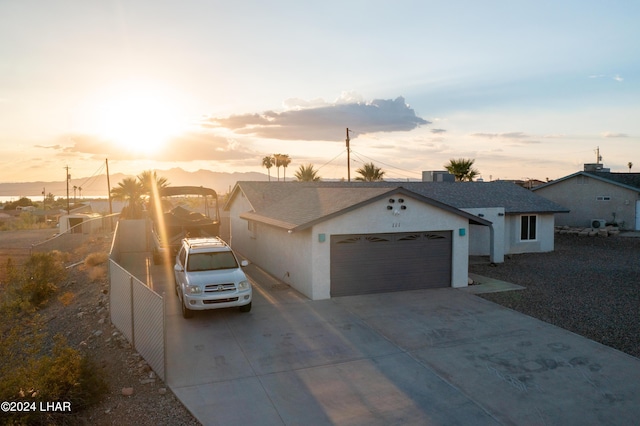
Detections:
187,252,239,272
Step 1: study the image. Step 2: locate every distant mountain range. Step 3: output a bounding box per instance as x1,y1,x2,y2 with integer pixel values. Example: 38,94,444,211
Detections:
0,168,270,199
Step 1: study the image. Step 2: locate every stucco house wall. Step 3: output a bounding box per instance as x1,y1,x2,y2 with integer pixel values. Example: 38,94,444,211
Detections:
308,193,470,300
229,190,471,300
464,207,505,261
504,213,555,254
228,191,314,297
533,175,639,229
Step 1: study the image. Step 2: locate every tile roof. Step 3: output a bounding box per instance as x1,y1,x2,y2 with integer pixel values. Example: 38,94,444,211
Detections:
230,181,566,231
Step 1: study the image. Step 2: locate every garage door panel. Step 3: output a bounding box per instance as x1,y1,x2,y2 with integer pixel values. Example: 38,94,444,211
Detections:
330,231,452,297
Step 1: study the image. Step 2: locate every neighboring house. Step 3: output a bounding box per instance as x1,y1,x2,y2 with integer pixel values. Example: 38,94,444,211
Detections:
225,181,567,300
533,164,640,230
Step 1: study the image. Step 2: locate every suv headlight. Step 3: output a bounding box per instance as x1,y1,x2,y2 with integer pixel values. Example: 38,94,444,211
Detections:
237,280,250,291
187,285,202,294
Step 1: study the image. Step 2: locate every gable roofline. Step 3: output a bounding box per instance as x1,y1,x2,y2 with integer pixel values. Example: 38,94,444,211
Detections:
223,183,251,212
238,185,492,232
532,171,640,193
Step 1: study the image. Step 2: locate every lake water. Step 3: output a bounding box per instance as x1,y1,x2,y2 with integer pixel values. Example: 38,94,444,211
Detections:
0,195,109,203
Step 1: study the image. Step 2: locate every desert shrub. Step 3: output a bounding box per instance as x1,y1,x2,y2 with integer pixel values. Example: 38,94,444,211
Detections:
18,252,67,308
88,265,107,282
84,251,108,267
0,332,108,424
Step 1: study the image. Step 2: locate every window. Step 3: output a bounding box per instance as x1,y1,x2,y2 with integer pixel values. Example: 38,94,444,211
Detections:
187,252,238,272
248,220,257,239
178,247,187,267
520,215,537,241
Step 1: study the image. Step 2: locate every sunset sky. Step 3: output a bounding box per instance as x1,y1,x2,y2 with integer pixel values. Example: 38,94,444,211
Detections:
1,1,638,186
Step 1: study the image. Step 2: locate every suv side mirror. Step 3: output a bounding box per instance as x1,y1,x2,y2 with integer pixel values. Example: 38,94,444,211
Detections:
240,260,249,267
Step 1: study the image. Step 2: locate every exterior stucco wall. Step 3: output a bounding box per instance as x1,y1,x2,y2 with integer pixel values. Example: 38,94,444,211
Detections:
309,194,470,300
534,176,639,230
504,213,555,254
228,191,314,298
463,207,504,261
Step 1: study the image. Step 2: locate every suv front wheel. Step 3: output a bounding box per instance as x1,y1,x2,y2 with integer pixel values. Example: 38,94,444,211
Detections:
239,302,252,313
180,294,194,319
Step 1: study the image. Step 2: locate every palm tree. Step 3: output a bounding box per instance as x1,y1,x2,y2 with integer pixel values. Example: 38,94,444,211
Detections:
628,162,633,173
137,170,169,196
111,177,145,219
355,162,385,182
273,154,283,181
280,154,292,181
262,156,274,181
294,164,321,181
444,158,480,182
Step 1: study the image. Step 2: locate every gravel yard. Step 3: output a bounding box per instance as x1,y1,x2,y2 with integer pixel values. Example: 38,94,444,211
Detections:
470,233,640,359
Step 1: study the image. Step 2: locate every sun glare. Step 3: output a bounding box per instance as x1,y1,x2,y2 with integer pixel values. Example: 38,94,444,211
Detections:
91,81,186,155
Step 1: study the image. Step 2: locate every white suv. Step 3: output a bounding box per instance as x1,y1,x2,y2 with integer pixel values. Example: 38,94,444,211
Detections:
174,237,252,318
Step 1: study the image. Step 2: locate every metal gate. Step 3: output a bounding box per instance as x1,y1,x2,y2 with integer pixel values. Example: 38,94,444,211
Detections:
330,231,452,297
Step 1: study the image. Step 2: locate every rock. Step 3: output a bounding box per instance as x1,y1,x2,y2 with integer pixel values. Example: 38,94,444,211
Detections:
122,387,134,397
94,330,103,337
158,387,167,395
139,378,155,385
77,312,87,319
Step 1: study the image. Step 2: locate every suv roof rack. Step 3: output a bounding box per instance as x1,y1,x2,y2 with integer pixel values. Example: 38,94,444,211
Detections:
184,237,228,250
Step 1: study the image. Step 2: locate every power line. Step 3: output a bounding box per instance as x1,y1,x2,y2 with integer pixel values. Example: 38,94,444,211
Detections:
77,162,106,192
316,148,348,171
350,149,422,180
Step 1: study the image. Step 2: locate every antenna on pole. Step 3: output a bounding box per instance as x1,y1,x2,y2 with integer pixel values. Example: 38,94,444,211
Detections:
346,128,351,182
596,146,602,164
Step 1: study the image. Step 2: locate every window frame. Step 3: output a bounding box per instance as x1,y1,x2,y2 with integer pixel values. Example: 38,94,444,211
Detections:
520,214,538,241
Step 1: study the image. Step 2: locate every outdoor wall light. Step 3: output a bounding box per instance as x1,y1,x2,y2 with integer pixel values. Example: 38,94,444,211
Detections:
400,205,407,210
387,205,393,210
478,213,484,217
398,198,404,203
389,198,395,203
498,213,504,216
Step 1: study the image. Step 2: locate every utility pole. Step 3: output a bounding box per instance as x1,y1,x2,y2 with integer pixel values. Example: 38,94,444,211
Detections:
106,158,113,229
346,128,351,182
65,166,70,215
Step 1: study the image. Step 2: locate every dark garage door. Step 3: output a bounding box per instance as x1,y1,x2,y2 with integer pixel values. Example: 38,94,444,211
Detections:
330,231,452,297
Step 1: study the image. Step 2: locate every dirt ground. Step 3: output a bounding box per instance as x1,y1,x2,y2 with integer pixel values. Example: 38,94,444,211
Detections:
0,228,199,425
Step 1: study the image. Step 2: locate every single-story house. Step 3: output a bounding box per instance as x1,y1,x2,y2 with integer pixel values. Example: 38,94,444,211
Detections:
225,181,568,300
533,164,640,230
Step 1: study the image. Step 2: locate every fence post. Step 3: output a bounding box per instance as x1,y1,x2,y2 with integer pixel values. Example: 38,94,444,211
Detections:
130,276,135,350
162,292,167,382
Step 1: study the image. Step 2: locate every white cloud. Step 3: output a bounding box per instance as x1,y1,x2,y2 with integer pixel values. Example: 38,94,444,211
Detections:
204,96,430,141
601,132,628,138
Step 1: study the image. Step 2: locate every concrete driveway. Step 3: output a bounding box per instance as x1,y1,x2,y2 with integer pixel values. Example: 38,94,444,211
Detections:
144,260,640,425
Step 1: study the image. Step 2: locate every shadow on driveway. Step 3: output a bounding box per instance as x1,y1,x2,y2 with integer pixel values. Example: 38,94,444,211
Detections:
153,261,640,425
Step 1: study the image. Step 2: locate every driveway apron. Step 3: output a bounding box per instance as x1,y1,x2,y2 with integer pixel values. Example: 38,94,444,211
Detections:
147,260,640,425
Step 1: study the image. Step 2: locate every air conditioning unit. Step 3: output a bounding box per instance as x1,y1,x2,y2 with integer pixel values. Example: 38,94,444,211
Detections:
591,219,606,229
